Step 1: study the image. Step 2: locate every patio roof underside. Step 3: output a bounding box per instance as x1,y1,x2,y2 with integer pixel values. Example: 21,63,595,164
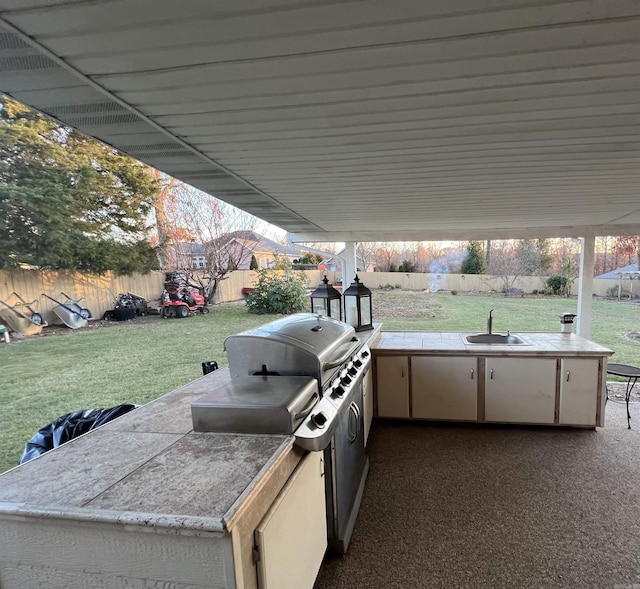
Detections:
1,0,640,243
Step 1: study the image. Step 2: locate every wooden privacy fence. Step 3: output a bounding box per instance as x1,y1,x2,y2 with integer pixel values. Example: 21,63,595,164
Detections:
0,269,321,327
0,268,631,328
0,269,165,326
356,272,630,297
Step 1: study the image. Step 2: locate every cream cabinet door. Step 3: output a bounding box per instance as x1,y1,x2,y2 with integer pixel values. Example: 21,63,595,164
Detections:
375,355,410,418
485,358,557,424
559,358,599,426
255,451,327,589
362,366,374,444
411,356,478,421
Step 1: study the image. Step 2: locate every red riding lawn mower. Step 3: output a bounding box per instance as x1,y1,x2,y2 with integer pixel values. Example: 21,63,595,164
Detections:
161,280,210,318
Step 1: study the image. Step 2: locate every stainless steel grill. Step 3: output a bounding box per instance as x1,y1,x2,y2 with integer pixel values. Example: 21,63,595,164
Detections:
191,312,371,554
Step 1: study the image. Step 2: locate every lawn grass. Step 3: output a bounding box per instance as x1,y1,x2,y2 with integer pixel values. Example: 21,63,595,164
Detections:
0,305,283,473
1,292,638,474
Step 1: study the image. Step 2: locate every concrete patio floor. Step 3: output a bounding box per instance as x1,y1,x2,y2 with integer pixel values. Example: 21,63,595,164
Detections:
315,400,640,589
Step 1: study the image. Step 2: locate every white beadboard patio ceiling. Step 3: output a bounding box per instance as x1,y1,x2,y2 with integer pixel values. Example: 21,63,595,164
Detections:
1,0,640,242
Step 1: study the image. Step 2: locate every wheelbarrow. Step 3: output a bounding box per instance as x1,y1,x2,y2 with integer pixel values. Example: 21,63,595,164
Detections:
0,294,47,336
42,292,92,329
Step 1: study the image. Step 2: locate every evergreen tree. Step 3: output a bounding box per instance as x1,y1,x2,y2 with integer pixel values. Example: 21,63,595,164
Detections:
249,254,259,270
398,259,417,272
461,241,486,274
0,96,159,273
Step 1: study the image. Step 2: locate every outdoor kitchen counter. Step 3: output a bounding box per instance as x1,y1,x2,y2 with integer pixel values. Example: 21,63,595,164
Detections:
0,367,296,532
370,330,613,430
0,366,309,589
371,330,614,356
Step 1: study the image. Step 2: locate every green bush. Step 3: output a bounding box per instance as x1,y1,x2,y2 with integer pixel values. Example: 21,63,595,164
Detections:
398,259,417,273
546,274,567,295
245,268,308,314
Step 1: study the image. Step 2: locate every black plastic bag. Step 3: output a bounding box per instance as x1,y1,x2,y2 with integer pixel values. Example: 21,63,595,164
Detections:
20,403,137,464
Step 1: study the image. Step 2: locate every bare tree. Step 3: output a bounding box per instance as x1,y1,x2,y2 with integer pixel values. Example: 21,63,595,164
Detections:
485,240,492,268
396,242,422,272
159,182,262,303
547,238,581,276
486,240,522,292
375,242,399,271
613,236,640,268
356,242,379,272
412,242,432,273
149,170,194,268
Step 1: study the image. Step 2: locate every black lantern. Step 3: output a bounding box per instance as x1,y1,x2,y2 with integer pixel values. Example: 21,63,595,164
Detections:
310,274,342,320
343,275,373,331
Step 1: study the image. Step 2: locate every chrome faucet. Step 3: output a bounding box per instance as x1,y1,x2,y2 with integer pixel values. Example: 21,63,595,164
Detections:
487,309,494,334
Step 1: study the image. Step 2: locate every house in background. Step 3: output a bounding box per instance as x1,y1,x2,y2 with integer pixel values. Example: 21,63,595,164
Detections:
220,231,302,269
170,232,301,271
167,241,206,270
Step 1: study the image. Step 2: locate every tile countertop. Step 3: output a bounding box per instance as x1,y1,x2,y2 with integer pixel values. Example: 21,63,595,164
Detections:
0,367,294,535
372,331,614,356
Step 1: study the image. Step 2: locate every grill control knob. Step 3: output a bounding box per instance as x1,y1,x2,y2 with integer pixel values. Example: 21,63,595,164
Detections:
348,367,358,377
353,359,363,367
362,350,370,357
342,375,352,386
333,385,345,398
311,412,327,429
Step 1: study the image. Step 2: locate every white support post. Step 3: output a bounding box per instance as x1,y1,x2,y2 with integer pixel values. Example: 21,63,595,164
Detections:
576,236,595,339
342,242,357,288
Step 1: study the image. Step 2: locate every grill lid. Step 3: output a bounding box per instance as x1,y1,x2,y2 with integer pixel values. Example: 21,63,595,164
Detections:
224,313,359,388
226,313,355,357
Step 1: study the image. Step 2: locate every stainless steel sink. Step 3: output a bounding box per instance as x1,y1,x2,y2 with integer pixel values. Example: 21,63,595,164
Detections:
466,333,527,345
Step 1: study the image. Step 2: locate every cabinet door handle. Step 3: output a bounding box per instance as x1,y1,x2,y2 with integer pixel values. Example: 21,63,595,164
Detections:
566,370,570,382
490,368,494,380
470,368,474,380
401,367,405,378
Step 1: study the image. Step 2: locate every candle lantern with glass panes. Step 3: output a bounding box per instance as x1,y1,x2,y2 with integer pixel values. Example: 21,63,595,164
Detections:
343,275,373,331
310,274,342,320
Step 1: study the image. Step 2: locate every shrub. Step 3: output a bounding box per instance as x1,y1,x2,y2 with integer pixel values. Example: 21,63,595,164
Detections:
546,274,567,295
245,268,308,315
398,259,417,273
505,287,525,297
606,285,630,298
249,254,259,271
